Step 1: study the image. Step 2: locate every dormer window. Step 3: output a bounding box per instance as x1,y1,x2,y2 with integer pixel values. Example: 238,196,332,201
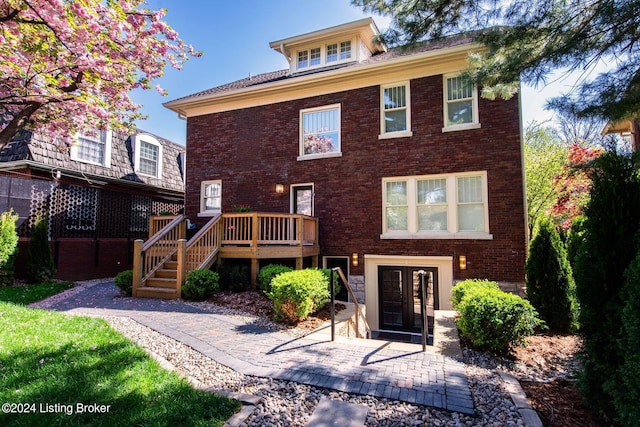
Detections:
71,129,112,167
294,38,355,71
133,134,163,179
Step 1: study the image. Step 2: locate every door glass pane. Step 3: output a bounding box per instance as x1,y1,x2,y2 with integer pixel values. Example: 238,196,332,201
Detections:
295,187,312,216
412,270,423,331
381,269,403,328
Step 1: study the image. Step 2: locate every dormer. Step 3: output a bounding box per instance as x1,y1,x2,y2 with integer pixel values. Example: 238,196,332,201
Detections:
269,17,387,75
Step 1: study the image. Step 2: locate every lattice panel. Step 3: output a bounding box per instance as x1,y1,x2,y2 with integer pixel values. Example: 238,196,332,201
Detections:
97,190,131,238
60,185,97,238
130,195,153,237
152,200,183,216
0,177,52,238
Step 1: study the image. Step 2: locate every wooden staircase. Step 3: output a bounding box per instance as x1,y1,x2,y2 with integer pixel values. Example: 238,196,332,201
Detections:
135,253,182,299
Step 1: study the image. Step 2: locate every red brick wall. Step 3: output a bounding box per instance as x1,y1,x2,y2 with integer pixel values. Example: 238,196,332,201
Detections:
185,75,527,283
15,238,133,281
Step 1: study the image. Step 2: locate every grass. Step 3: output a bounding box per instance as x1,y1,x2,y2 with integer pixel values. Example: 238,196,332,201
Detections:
0,302,240,426
0,282,74,305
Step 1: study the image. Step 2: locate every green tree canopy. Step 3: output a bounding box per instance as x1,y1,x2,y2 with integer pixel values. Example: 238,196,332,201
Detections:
354,0,640,122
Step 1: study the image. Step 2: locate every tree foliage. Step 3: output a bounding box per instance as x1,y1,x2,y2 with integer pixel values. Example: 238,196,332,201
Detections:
0,0,201,150
354,0,640,122
573,150,640,419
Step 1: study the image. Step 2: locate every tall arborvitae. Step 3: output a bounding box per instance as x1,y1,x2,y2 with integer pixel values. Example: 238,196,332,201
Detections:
26,216,56,283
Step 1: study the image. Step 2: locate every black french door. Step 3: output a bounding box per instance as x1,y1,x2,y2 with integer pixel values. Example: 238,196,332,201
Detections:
378,266,438,332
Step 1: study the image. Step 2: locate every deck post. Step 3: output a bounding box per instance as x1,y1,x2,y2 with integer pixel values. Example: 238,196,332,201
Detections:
176,239,187,298
250,258,258,290
132,239,144,297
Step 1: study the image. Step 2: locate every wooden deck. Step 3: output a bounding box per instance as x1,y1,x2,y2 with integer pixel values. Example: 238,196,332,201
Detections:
133,213,320,298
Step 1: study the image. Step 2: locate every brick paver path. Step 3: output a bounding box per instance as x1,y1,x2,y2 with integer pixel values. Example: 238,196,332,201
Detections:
47,281,474,414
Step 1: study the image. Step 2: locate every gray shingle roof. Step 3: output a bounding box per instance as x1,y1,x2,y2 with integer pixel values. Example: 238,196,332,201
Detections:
0,128,185,193
168,31,479,104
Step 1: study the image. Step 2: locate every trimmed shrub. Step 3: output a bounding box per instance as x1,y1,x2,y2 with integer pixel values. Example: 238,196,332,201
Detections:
451,279,500,310
217,263,250,292
26,216,56,284
525,216,577,332
456,287,542,354
258,264,293,294
114,270,133,296
0,210,19,285
268,269,330,322
610,252,640,426
182,269,220,301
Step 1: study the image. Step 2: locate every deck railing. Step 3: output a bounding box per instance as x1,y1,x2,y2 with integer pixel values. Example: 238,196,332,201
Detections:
222,213,318,246
133,214,186,296
185,214,222,274
149,215,180,238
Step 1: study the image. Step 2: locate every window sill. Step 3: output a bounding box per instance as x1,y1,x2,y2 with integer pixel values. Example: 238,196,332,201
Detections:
442,123,481,133
198,211,220,217
297,152,342,161
380,231,493,240
378,130,413,140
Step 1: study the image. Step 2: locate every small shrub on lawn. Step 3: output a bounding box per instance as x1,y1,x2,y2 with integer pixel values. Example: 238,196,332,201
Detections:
456,287,542,354
26,216,56,284
114,270,133,296
182,269,219,301
258,264,293,294
268,269,330,322
451,279,501,310
0,210,19,285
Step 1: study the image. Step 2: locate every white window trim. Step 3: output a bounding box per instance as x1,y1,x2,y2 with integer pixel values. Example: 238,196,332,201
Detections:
133,134,163,179
70,129,112,167
298,103,342,161
381,171,492,240
198,179,222,217
379,81,413,139
294,37,356,72
442,73,481,133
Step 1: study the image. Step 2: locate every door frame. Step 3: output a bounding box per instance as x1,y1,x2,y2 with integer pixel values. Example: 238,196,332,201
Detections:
364,255,453,331
290,183,314,216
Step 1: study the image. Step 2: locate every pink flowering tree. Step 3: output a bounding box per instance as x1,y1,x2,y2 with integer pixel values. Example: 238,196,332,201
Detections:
0,0,201,149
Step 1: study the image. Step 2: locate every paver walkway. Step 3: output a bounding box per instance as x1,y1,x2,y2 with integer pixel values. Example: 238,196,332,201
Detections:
46,281,474,414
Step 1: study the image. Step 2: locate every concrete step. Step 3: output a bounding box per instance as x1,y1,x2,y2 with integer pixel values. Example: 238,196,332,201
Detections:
135,286,179,300
155,268,178,279
306,397,368,427
146,277,177,289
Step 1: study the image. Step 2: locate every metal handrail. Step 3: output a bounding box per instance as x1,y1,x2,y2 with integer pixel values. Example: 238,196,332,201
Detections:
330,267,371,339
417,270,434,352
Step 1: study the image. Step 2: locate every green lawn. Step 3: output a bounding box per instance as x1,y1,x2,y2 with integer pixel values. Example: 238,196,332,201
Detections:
0,302,240,426
0,282,74,305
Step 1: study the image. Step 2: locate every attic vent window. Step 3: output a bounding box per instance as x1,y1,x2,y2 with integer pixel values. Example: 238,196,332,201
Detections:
295,38,355,71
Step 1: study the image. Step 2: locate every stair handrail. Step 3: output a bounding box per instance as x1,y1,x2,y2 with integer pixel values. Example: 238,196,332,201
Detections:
331,267,371,339
132,214,185,296
184,214,222,275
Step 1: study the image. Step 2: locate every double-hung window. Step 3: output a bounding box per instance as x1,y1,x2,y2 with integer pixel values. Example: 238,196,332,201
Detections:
71,129,112,167
382,172,491,239
200,180,222,215
133,134,163,179
299,104,341,160
380,82,412,138
443,74,480,132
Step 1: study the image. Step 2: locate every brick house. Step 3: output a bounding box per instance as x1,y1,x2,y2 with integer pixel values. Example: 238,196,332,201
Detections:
0,128,185,280
164,18,527,336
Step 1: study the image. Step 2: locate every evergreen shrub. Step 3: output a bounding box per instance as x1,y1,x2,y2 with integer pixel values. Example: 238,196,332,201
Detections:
114,270,133,296
456,286,542,354
451,279,500,310
525,216,577,332
0,210,19,285
257,264,293,294
217,263,249,292
26,216,56,283
268,269,330,322
182,269,219,301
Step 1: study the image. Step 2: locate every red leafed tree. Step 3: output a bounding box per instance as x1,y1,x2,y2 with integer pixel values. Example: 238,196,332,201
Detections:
0,0,200,150
551,143,604,229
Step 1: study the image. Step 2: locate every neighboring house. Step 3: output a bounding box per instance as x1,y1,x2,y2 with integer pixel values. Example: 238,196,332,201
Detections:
0,128,185,280
164,18,527,337
603,118,640,151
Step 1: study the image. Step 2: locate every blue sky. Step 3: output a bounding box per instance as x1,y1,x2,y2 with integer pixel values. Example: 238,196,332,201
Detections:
131,0,559,145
